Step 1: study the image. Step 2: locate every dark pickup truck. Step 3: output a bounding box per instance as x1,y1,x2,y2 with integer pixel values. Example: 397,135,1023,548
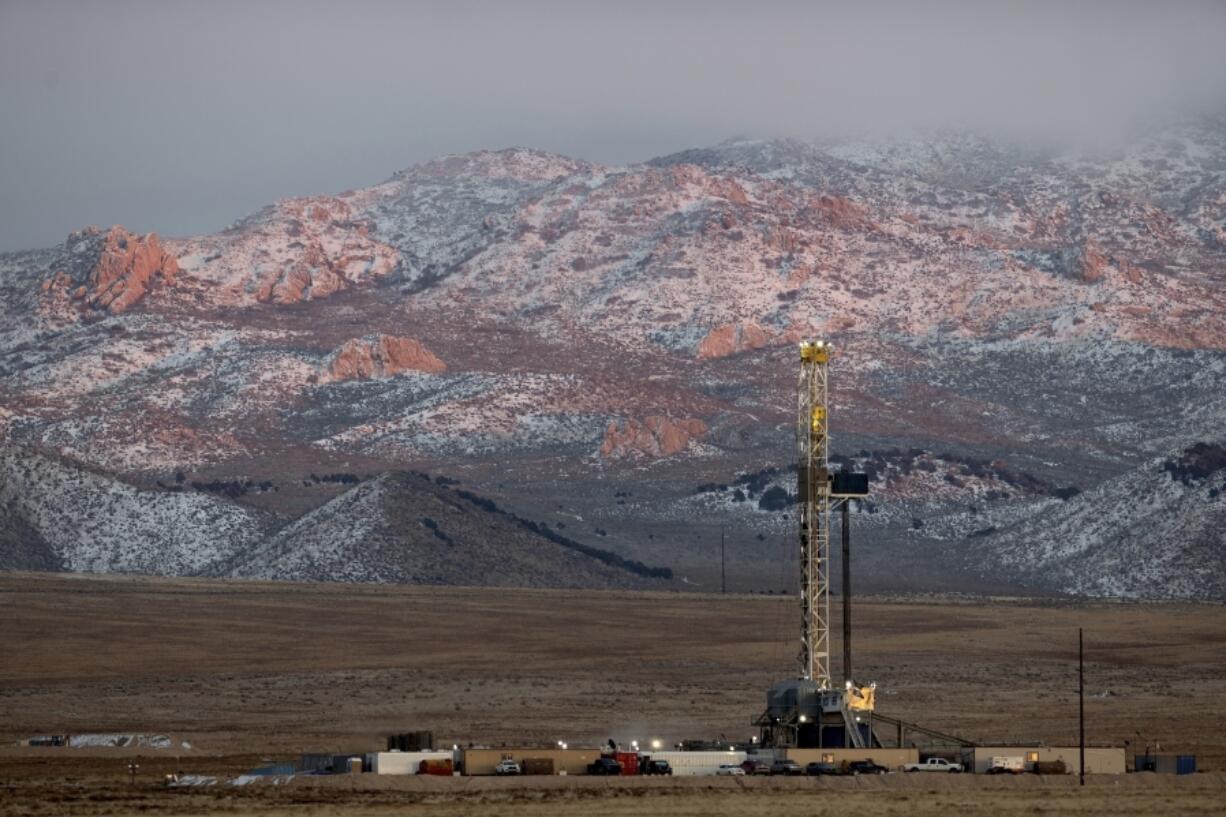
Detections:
587,757,623,776
641,759,673,775
847,760,890,775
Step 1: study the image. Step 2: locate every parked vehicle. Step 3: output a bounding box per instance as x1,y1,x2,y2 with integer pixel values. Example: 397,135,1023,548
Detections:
741,760,772,775
587,757,623,776
716,763,746,776
805,761,843,776
641,759,673,776
904,757,963,773
493,759,521,776
847,760,889,775
770,759,804,776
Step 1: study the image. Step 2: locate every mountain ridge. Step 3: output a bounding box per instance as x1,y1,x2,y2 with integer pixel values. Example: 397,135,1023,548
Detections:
1,127,1223,598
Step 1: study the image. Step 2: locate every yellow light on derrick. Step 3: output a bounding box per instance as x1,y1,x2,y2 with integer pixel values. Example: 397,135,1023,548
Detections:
800,339,831,364
811,407,826,436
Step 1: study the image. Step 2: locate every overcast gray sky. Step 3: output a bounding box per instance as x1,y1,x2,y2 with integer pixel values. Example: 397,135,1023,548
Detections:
2,0,1225,252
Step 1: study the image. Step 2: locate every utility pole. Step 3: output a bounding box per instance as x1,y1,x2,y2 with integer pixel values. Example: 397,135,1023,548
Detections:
842,500,851,685
721,526,726,594
1079,628,1085,786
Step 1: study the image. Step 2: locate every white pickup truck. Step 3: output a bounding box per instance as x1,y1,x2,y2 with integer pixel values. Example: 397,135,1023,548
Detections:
904,757,964,773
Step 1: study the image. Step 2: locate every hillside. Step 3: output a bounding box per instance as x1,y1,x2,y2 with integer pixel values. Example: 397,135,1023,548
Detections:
0,445,667,589
0,126,1223,597
214,471,671,588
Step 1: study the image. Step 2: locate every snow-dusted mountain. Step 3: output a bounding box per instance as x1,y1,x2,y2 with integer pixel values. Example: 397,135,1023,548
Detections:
1,125,1223,597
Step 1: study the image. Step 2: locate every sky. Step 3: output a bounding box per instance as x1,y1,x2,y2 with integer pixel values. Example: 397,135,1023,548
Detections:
1,0,1225,252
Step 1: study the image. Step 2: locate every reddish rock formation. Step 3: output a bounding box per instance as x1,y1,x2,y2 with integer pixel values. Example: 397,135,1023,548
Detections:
696,322,771,359
42,226,179,314
599,416,707,459
256,248,347,304
1078,240,1110,284
325,335,446,381
810,194,872,229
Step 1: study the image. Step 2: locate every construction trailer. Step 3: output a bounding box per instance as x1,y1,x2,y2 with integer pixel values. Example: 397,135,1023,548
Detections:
461,748,601,776
641,750,747,776
367,750,455,774
964,746,1126,775
785,747,918,770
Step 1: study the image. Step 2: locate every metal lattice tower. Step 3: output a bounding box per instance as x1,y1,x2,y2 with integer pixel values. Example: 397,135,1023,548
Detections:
797,340,832,687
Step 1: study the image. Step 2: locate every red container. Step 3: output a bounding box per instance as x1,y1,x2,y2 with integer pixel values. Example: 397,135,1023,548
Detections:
615,752,638,776
419,759,454,776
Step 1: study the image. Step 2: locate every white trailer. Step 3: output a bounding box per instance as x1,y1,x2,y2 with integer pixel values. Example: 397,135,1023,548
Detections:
644,751,748,776
367,751,454,774
989,756,1025,773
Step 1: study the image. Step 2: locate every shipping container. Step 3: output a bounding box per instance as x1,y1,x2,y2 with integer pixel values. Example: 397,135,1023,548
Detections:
1151,755,1198,775
521,758,555,776
615,751,639,776
419,758,454,776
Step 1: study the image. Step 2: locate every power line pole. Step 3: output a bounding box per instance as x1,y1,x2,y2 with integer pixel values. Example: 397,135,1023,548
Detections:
842,500,851,685
720,526,726,594
1079,627,1085,786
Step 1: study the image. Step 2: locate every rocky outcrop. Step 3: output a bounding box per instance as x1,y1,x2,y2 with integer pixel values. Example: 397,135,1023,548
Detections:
696,322,771,359
255,243,349,304
599,416,707,459
324,335,446,381
1077,240,1110,284
41,226,179,314
810,194,872,229
252,199,398,305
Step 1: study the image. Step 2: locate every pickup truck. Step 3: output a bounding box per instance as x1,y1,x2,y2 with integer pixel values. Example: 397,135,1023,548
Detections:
587,757,623,776
904,757,963,773
770,759,804,776
641,759,673,776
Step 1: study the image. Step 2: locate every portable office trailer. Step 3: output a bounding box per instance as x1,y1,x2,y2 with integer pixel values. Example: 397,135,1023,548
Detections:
368,751,455,775
462,748,600,776
787,747,918,770
643,751,747,776
965,746,1125,775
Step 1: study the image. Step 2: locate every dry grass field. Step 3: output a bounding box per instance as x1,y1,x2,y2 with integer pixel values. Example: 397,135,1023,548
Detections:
1,571,1224,816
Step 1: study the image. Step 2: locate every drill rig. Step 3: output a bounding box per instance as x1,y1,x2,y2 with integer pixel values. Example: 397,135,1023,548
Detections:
756,340,874,748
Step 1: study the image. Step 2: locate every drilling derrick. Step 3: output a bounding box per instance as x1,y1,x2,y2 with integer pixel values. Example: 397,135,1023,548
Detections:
797,340,832,686
756,339,874,749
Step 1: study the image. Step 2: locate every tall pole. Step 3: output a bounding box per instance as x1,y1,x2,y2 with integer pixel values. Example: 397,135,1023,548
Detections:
842,500,851,686
1079,627,1085,785
720,526,726,594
